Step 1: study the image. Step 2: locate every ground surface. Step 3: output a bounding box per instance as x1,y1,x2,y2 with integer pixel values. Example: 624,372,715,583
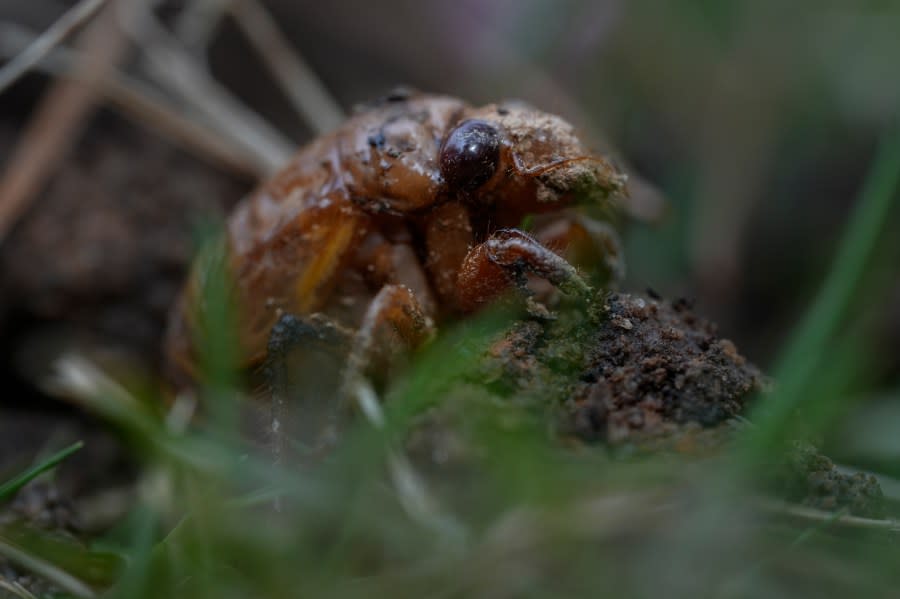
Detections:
0,79,885,597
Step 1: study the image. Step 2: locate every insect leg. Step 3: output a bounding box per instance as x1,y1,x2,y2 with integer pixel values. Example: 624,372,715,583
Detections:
340,284,434,419
533,215,625,285
455,228,592,312
263,312,351,464
335,284,461,541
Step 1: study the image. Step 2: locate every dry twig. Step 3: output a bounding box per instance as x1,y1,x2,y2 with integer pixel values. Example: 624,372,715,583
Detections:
0,536,95,598
173,0,234,53
0,4,129,244
0,579,38,599
117,0,295,173
756,498,900,534
0,0,110,93
228,0,345,134
0,24,260,180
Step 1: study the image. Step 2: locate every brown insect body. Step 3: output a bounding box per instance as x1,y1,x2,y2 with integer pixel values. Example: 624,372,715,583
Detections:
165,91,627,379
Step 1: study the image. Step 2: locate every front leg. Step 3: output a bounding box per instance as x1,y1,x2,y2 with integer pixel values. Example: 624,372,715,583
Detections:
533,214,625,285
455,228,591,313
341,284,434,422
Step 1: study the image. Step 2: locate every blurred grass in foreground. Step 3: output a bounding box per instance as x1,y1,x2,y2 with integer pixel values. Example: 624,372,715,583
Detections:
2,1,899,596
10,132,898,598
740,127,900,461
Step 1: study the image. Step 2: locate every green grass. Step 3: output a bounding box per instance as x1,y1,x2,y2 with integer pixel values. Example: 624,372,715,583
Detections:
741,129,900,462
0,441,83,503
6,5,900,591
2,133,898,596
0,441,123,598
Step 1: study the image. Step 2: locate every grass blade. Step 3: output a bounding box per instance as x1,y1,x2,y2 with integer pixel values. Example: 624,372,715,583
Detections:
0,534,97,599
743,128,900,456
0,441,83,502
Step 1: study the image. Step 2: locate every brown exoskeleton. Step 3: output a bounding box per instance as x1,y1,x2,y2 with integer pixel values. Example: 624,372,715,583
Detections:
165,90,627,455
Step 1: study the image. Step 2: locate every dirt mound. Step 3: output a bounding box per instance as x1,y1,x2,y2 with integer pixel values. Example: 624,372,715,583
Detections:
483,293,766,445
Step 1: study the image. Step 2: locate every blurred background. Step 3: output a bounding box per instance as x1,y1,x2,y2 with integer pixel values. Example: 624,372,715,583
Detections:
251,0,900,372
0,0,898,499
0,2,899,596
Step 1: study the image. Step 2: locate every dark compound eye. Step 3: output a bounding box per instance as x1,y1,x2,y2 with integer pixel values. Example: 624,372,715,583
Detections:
440,120,501,192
